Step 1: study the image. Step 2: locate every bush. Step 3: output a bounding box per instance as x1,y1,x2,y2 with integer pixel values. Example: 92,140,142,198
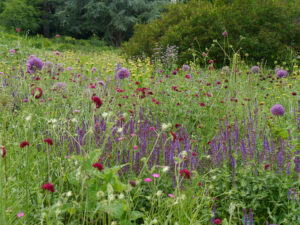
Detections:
123,0,300,67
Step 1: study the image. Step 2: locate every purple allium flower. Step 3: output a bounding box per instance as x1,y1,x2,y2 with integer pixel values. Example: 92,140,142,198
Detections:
270,104,285,116
44,61,54,71
116,67,130,79
27,57,43,74
52,82,67,93
276,69,288,78
251,66,260,73
56,63,65,72
182,65,190,71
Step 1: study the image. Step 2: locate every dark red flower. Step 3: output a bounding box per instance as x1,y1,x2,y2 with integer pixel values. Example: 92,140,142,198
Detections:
175,124,181,128
91,96,102,108
180,169,191,179
1,147,6,158
264,164,270,170
32,87,43,99
93,162,104,171
42,183,55,193
200,102,206,107
129,180,136,187
44,138,53,146
214,218,221,224
170,131,177,142
20,141,29,148
292,92,297,96
197,182,202,186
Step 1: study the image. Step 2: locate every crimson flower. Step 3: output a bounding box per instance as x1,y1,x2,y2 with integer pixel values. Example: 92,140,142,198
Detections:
264,164,270,170
42,183,55,193
93,162,104,171
180,169,191,179
214,218,222,224
44,138,53,146
1,147,6,158
20,141,30,148
32,87,43,99
170,131,177,142
91,96,102,108
129,180,136,187
200,102,206,107
292,92,297,96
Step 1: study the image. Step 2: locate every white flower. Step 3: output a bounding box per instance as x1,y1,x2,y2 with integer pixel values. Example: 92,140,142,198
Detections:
102,112,109,118
25,114,32,122
108,194,115,201
156,190,162,197
66,191,72,197
71,118,77,123
162,123,171,131
117,127,123,133
118,193,125,200
162,166,169,173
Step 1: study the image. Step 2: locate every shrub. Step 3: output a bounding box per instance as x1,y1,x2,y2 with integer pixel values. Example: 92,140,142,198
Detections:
123,0,300,67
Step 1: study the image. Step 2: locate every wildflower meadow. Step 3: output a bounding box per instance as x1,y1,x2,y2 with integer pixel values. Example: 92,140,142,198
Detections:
0,10,300,225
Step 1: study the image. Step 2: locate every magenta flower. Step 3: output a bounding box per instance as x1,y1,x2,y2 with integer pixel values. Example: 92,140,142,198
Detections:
10,49,15,54
17,212,24,218
42,183,55,193
144,178,151,182
222,31,228,36
152,173,159,178
168,194,175,198
214,218,222,224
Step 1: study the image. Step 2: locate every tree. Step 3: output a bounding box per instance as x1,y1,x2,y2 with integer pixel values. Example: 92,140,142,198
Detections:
0,0,41,33
55,0,168,46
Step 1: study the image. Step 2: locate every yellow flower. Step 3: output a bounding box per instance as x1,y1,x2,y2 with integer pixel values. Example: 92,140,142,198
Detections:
276,97,280,99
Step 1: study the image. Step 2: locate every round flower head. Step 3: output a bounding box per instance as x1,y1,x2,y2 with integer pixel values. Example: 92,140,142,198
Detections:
52,82,67,93
276,69,288,78
270,104,285,116
181,65,190,72
44,61,54,71
251,66,260,73
221,66,231,75
42,183,55,193
27,57,43,74
116,68,130,79
56,63,65,72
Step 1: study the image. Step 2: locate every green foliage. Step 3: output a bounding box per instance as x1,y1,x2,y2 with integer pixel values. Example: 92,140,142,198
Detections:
210,165,300,224
123,0,300,66
55,0,168,46
0,0,41,33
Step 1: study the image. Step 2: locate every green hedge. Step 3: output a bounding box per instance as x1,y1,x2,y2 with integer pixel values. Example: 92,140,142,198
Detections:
123,0,300,66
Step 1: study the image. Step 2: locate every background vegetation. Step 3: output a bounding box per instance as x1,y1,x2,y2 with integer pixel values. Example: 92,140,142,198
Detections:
123,0,300,66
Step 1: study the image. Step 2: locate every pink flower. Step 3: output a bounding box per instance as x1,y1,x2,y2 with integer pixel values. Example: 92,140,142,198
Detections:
222,31,228,36
17,212,24,218
92,67,97,72
55,51,60,56
55,34,60,38
168,194,175,199
16,28,21,33
203,52,207,57
152,173,159,178
144,178,151,182
209,60,214,64
67,67,72,71
133,145,138,150
10,49,15,54
149,127,155,131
